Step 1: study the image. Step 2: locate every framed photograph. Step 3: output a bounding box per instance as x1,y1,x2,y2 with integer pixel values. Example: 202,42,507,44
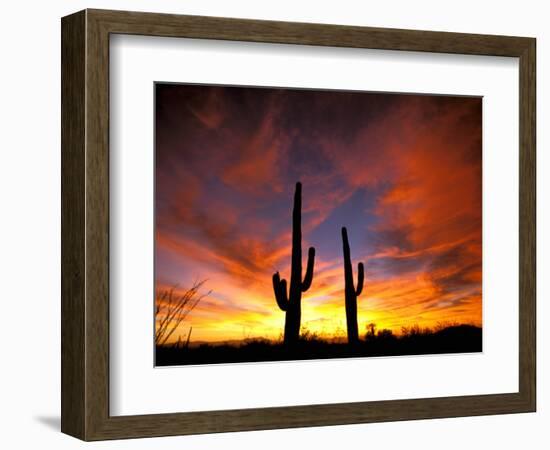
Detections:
61,9,536,440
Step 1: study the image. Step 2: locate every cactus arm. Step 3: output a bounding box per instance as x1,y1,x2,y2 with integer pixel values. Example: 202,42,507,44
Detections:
301,247,315,291
273,272,289,311
356,262,364,296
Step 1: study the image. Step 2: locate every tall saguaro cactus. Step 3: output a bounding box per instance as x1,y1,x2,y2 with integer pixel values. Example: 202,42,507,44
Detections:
341,227,364,344
273,182,316,345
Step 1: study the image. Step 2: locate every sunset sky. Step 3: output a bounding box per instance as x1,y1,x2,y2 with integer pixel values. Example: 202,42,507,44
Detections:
155,84,482,344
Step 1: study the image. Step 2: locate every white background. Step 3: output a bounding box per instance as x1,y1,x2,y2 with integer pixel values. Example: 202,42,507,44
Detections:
0,0,547,449
110,35,519,415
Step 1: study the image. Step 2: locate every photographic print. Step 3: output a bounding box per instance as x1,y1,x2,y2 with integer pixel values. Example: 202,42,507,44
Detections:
154,83,482,367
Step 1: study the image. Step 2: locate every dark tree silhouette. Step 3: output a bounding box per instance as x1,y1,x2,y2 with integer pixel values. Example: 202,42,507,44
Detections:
342,227,364,344
273,182,316,345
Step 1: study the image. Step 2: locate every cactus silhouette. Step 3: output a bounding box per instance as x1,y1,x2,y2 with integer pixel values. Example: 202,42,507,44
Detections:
341,227,364,344
273,182,316,345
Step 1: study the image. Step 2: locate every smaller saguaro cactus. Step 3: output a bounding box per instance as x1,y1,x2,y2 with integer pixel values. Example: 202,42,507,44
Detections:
341,227,364,344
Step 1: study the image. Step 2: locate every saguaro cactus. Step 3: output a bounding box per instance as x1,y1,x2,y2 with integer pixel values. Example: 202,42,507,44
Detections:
273,182,316,345
341,227,364,344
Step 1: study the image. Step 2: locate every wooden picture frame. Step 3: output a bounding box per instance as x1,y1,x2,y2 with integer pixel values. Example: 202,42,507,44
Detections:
61,9,536,441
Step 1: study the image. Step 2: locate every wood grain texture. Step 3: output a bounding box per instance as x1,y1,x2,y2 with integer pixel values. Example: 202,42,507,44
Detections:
61,8,537,441
61,10,86,439
518,39,536,409
89,8,532,56
84,10,111,440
